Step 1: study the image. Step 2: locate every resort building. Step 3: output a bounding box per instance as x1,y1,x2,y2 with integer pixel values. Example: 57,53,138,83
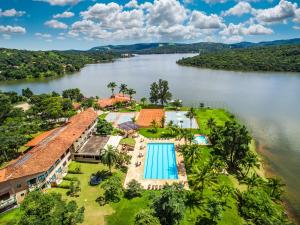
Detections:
0,108,98,212
97,94,130,109
136,109,165,127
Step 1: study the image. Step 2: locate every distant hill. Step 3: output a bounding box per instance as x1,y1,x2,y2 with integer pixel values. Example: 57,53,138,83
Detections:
90,38,300,54
177,45,300,72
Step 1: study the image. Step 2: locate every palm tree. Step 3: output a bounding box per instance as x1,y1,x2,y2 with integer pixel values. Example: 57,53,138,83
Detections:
185,191,201,213
160,116,166,128
119,84,128,96
190,158,217,197
266,177,285,200
107,82,117,96
185,107,196,129
240,152,260,178
127,88,136,101
243,173,263,189
171,99,182,111
140,97,147,106
179,129,194,145
150,120,158,133
101,145,119,173
207,117,216,132
185,144,201,166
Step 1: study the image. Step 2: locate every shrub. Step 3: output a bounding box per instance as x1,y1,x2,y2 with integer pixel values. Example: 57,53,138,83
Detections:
125,179,143,199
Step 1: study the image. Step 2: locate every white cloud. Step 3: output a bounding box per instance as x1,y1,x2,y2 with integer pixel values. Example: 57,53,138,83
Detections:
222,35,243,44
53,11,74,18
220,23,273,36
0,25,26,34
145,0,188,27
189,11,224,29
293,25,300,30
35,32,52,38
0,8,25,17
2,34,11,40
125,0,139,8
35,0,80,6
294,8,300,23
80,3,122,21
45,19,68,29
223,2,254,17
57,36,65,40
255,0,297,23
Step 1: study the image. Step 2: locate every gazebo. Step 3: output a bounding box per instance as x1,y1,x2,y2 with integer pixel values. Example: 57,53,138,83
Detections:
118,121,139,132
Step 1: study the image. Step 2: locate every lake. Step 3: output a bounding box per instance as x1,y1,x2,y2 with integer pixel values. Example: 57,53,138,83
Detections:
1,54,300,220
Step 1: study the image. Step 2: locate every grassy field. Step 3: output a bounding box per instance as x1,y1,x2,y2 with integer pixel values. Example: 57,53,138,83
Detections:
119,137,136,147
0,208,21,225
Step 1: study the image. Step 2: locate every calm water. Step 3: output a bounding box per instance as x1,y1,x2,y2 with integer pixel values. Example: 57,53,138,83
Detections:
1,54,300,220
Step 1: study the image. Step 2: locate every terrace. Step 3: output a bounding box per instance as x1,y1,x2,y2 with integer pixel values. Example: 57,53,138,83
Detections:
124,134,188,190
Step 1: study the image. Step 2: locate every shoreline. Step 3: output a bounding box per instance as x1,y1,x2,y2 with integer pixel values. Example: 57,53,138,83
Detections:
256,141,300,224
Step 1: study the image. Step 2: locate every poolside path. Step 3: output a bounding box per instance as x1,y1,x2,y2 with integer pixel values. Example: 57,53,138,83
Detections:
123,135,189,190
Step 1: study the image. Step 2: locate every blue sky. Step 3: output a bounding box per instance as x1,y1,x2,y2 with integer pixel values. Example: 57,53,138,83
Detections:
0,0,299,50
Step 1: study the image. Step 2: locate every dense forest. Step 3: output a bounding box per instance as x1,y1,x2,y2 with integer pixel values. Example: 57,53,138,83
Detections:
0,49,119,81
177,45,300,72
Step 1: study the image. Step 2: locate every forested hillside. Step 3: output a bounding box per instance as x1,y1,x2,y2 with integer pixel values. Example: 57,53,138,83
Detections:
0,49,119,81
177,45,300,72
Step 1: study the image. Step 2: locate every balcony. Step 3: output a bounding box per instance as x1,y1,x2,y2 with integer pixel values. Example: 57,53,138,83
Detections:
0,196,17,211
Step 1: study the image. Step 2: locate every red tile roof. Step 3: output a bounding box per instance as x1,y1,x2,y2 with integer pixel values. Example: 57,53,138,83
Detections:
0,108,98,183
98,94,130,108
136,109,165,127
25,128,59,147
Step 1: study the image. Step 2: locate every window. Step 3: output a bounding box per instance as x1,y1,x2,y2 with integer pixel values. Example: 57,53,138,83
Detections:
16,183,21,188
21,193,24,197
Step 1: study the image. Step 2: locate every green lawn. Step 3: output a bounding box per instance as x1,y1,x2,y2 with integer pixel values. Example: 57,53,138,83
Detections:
194,108,234,135
0,208,21,225
47,161,124,225
105,191,159,225
120,137,136,147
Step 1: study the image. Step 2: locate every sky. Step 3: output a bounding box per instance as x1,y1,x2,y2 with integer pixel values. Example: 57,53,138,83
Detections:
0,0,299,50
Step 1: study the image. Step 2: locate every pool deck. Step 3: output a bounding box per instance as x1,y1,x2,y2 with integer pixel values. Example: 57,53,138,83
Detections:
123,135,189,190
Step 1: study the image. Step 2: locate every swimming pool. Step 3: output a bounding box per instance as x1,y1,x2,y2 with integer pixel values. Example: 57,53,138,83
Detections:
193,135,209,145
144,143,178,179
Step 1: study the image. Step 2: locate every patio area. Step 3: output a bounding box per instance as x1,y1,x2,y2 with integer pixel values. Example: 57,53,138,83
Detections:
123,135,189,190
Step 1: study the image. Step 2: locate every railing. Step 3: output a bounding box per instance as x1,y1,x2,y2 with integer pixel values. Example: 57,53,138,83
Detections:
0,196,17,210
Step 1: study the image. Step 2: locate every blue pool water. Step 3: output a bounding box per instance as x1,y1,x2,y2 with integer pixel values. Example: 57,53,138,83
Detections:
194,135,209,145
144,143,178,179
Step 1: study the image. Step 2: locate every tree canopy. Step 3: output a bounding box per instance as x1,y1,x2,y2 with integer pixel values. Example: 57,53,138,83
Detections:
177,45,300,72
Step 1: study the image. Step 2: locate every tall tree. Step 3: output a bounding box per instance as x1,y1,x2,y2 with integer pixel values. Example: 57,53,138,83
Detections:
107,82,117,96
119,84,128,96
127,88,136,101
134,209,160,225
140,97,147,106
185,107,196,129
266,177,285,200
157,79,172,106
152,184,186,225
149,82,159,104
241,152,260,178
19,191,84,225
184,144,201,166
101,145,119,173
62,88,83,102
190,157,218,197
207,117,216,132
243,173,263,189
212,121,251,172
22,88,34,99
